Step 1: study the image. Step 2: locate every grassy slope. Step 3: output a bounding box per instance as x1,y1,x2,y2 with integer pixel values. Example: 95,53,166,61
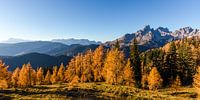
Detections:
0,83,197,100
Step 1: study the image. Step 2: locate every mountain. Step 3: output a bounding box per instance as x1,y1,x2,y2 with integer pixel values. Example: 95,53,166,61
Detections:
1,38,31,44
52,38,101,45
0,41,99,56
1,53,72,71
105,25,200,52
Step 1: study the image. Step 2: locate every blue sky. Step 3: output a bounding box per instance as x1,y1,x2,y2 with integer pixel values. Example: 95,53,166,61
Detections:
0,0,200,42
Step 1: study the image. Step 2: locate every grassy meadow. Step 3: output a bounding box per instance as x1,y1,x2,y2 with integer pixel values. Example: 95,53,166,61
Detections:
0,83,198,100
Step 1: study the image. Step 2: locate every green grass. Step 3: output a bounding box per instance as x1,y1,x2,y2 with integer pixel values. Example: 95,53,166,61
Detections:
0,83,198,100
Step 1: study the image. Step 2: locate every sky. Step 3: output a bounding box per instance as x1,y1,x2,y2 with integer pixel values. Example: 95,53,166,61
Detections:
0,0,200,42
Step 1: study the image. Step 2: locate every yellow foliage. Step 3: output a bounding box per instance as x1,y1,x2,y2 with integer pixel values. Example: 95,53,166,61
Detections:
57,63,65,82
193,67,200,96
51,66,58,84
36,67,44,85
11,67,20,87
148,67,163,90
44,70,51,84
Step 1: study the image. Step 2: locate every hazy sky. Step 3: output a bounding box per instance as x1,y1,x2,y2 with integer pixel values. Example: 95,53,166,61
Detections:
0,0,200,42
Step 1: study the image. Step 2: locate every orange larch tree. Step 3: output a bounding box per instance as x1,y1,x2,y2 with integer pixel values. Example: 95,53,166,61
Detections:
11,67,20,87
36,67,44,85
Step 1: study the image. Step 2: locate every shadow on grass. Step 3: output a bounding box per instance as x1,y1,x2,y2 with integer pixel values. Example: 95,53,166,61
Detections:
171,92,197,98
0,88,113,100
0,95,12,100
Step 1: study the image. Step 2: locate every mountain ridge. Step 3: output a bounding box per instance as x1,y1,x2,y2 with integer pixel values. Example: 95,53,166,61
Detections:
105,25,200,51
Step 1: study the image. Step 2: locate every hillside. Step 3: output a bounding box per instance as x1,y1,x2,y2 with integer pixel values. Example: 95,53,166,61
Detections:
1,53,72,71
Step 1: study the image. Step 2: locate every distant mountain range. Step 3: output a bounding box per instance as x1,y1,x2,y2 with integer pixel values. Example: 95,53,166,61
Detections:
1,38,101,45
1,38,30,43
105,25,200,51
0,41,99,56
52,38,101,45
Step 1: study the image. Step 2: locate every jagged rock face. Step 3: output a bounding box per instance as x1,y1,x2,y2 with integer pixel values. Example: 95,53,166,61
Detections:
105,25,200,52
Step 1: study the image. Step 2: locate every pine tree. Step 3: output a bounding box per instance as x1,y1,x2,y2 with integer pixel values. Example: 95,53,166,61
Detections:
164,42,178,85
123,59,135,86
114,39,120,49
44,70,51,85
130,38,142,87
36,67,44,85
92,45,104,82
11,67,20,87
177,41,194,85
51,66,58,84
57,63,65,82
148,67,163,90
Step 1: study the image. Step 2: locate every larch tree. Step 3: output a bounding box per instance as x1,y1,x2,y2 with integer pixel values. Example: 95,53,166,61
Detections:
92,45,104,82
44,70,51,85
193,67,200,97
65,54,83,83
57,63,65,82
65,57,77,82
130,38,142,88
148,67,163,90
103,48,125,85
51,66,58,84
18,64,29,87
81,50,93,82
31,69,37,86
11,67,20,87
36,67,44,85
123,59,135,86
18,63,35,87
0,60,11,89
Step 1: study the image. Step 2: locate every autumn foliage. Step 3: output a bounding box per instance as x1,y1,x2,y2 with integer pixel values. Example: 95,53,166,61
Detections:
148,67,163,90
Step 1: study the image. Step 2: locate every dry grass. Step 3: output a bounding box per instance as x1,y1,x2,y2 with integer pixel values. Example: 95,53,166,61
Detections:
0,83,198,100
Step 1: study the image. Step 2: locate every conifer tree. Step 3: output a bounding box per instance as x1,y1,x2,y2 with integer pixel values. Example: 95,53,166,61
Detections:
26,63,33,87
11,67,20,87
44,70,51,84
104,48,125,85
177,41,194,85
36,67,44,85
51,66,58,84
164,42,178,85
0,60,11,88
92,45,104,82
65,58,76,82
81,50,93,82
171,75,181,90
123,59,135,86
148,67,163,90
31,69,37,85
130,38,142,87
18,63,35,87
114,39,120,49
193,67,200,97
18,64,28,87
57,63,65,82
